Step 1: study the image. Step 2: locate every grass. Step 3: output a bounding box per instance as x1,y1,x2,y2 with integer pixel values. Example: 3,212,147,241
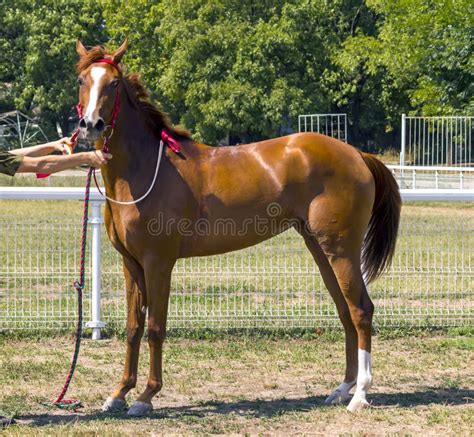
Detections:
0,332,472,434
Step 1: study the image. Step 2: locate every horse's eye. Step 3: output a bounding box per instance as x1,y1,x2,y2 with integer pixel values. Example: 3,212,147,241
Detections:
110,79,119,87
77,77,85,86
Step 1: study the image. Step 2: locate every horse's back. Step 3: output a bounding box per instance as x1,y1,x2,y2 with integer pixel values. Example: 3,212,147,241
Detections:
201,132,373,201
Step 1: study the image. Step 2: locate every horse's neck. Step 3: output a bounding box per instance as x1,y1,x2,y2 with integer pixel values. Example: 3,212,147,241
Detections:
98,99,202,212
99,103,164,193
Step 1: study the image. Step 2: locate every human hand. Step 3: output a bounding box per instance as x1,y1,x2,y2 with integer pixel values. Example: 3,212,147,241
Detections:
85,150,113,168
54,137,73,155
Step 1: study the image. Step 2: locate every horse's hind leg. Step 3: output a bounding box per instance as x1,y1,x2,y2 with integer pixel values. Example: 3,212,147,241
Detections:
328,255,374,411
303,194,374,411
299,231,358,404
103,256,146,411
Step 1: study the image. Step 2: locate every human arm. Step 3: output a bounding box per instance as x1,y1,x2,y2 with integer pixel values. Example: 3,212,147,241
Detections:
16,150,112,174
10,137,73,157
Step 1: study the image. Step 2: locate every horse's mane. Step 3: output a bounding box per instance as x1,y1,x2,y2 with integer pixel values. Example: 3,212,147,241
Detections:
76,45,192,141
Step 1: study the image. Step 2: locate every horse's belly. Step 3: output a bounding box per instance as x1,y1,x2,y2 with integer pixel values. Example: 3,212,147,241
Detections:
179,216,293,258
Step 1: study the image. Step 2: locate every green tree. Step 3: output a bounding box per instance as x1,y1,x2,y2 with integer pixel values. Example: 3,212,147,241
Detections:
0,0,30,112
104,0,338,144
101,0,164,89
0,0,107,137
368,0,473,116
4,0,470,150
319,1,393,148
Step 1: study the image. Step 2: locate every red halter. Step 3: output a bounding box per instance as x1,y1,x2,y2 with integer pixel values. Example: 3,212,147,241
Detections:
95,58,122,72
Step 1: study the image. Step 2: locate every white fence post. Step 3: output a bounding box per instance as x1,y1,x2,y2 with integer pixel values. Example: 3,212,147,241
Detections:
400,114,406,188
86,201,106,340
344,115,348,143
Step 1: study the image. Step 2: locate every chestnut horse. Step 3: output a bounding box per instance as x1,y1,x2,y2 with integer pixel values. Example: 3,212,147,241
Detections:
75,40,400,416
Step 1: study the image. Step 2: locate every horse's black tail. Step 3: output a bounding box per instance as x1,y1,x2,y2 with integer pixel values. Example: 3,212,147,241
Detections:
359,152,401,283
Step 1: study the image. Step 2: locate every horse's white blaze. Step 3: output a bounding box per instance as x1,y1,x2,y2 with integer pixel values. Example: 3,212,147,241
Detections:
84,66,106,122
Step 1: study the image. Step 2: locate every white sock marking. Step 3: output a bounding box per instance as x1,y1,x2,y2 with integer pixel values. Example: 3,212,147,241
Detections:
84,66,106,122
355,349,372,398
347,349,372,411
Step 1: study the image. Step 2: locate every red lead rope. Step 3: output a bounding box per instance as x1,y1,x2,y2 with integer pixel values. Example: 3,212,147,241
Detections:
45,167,92,410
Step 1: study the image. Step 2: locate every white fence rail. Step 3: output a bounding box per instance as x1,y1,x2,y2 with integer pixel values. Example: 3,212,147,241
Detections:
387,165,474,190
1,187,473,336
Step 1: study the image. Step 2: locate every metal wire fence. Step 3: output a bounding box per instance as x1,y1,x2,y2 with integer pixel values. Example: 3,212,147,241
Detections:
0,199,472,331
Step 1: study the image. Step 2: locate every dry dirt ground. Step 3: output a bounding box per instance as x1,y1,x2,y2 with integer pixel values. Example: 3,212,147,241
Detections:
0,331,472,435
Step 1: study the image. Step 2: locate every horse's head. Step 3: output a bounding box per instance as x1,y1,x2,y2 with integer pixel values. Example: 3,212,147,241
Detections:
76,39,128,142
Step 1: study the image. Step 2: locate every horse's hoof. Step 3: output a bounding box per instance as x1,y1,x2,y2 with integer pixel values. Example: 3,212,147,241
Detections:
347,396,370,412
325,388,352,405
325,381,355,405
127,401,153,417
102,396,127,412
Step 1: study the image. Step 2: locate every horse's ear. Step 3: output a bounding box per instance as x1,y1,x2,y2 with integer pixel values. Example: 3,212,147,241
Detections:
76,39,88,57
113,37,128,64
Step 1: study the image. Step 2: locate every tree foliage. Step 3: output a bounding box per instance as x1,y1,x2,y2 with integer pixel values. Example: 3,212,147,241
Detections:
1,0,472,149
0,0,107,136
367,0,473,116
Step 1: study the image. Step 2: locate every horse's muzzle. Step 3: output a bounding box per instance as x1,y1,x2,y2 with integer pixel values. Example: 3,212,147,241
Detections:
79,117,105,142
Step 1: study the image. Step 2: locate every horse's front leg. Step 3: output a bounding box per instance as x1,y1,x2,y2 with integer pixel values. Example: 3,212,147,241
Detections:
127,258,174,417
103,257,146,411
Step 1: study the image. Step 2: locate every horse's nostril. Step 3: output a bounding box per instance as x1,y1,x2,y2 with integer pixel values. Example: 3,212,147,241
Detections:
96,118,105,132
79,117,105,132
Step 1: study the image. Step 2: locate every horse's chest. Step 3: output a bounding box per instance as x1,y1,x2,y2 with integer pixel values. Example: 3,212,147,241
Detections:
105,208,144,257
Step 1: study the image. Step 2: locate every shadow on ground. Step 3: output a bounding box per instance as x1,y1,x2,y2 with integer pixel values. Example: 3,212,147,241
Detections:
17,388,474,427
